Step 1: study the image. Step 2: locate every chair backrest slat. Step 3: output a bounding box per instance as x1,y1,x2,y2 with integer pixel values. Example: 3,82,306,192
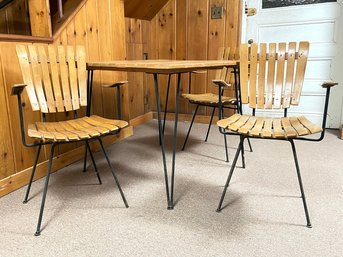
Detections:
239,41,309,110
291,41,309,105
239,44,249,104
16,44,88,113
76,46,87,106
27,45,49,113
66,46,80,110
283,42,296,108
265,43,276,109
227,47,237,86
249,44,258,108
37,45,56,113
16,45,40,111
274,43,286,109
57,45,73,111
48,45,65,112
220,47,231,81
215,47,226,80
257,43,267,109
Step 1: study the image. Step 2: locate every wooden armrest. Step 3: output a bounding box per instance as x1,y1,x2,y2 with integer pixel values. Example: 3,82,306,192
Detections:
212,79,231,88
321,81,338,88
11,84,27,95
103,81,128,88
191,70,207,74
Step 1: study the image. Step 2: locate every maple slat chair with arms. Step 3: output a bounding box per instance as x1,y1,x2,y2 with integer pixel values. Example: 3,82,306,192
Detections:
12,44,129,236
181,46,252,162
216,41,338,227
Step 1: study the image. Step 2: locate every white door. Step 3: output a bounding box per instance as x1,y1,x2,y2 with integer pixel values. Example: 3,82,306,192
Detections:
242,0,342,128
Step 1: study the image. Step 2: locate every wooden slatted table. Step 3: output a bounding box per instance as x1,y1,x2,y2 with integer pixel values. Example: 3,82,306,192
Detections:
86,60,238,209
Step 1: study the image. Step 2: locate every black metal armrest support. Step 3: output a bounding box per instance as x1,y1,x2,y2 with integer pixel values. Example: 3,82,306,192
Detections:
11,84,36,147
296,81,338,142
102,81,128,120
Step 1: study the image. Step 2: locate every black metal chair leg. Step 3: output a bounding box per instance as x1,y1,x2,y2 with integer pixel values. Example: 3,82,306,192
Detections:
241,138,246,168
35,144,56,236
290,140,312,228
82,144,88,172
247,138,253,152
85,141,102,185
216,136,244,212
182,104,199,151
223,134,229,163
220,108,229,162
98,138,128,208
205,107,216,142
23,144,42,204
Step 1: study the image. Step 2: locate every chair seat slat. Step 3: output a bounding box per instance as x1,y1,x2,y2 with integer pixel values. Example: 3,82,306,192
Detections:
83,116,119,131
249,117,265,137
262,118,272,137
41,122,68,141
48,122,80,140
297,116,322,134
76,119,110,134
238,116,257,134
217,113,241,129
66,120,100,137
281,118,297,137
35,122,55,140
58,121,90,139
289,117,309,136
272,119,285,138
228,115,250,131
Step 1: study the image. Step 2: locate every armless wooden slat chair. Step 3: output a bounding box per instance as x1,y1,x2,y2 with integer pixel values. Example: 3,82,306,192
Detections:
12,44,129,236
216,42,337,227
181,46,252,162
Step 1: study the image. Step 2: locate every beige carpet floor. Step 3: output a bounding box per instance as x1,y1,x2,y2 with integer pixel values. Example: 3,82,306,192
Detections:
1,120,342,257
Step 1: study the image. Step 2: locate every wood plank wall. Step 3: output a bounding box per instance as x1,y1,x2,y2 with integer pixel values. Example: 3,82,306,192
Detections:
0,0,129,181
0,0,31,35
0,0,242,188
125,0,242,118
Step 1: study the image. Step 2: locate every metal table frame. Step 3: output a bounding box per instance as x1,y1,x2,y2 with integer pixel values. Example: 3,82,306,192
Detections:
86,60,238,209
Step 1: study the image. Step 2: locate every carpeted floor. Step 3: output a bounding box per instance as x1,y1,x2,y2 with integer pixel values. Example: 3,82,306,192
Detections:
1,120,342,257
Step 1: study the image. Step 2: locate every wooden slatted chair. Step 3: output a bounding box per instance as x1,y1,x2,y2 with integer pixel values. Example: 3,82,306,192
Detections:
12,44,129,236
181,46,252,162
216,41,338,227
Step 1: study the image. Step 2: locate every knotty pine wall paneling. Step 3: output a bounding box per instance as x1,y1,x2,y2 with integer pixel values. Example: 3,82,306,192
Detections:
140,0,242,117
0,0,129,183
